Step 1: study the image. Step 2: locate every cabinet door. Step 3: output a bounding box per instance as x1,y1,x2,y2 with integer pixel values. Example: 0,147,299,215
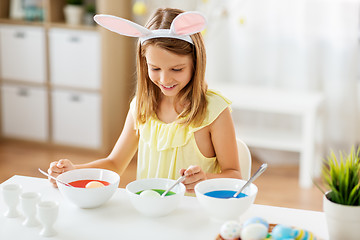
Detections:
49,28,101,89
0,25,46,83
1,84,48,141
51,89,101,149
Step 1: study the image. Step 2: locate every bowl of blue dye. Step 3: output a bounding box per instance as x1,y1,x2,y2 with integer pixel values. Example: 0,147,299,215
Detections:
194,178,258,221
126,178,186,217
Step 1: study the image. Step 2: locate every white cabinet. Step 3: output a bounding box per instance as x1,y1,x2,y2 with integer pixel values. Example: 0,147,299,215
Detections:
49,28,101,89
49,28,102,149
0,2,132,152
0,25,46,83
1,84,48,141
51,89,101,149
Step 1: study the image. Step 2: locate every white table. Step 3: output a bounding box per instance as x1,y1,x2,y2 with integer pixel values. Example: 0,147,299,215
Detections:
1,176,329,240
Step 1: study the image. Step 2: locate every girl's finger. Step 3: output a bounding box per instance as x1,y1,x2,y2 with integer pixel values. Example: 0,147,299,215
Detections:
185,180,200,191
184,165,200,176
49,162,63,174
179,168,186,176
56,159,69,168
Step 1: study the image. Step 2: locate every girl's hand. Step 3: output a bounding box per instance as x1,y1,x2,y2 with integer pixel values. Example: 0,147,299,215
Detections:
179,165,207,193
48,159,75,188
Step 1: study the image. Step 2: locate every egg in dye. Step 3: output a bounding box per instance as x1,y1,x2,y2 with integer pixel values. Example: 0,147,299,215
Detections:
85,181,105,188
139,189,161,197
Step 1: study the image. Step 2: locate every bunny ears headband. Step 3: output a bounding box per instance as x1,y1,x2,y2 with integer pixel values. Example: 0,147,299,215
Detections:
93,11,207,45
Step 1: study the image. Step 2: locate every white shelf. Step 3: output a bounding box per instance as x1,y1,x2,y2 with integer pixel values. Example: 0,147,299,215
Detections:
212,83,324,188
237,127,302,152
212,84,323,114
0,1,133,153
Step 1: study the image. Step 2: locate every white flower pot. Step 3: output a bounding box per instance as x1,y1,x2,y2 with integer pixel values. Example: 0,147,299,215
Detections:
323,191,360,240
64,5,84,26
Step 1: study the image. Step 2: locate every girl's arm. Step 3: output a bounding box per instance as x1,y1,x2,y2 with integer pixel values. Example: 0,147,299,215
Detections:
48,110,139,186
180,107,242,192
207,107,242,179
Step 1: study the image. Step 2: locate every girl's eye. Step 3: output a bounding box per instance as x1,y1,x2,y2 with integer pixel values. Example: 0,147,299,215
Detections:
151,68,160,71
172,68,183,72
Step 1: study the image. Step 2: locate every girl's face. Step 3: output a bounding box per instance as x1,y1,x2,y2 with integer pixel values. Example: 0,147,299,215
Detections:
145,45,193,98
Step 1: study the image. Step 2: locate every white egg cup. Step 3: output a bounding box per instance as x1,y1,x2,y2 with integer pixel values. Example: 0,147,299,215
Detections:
2,183,22,218
20,192,41,227
37,201,59,237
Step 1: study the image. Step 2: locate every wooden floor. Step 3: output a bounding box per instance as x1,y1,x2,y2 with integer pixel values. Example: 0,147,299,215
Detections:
0,140,324,211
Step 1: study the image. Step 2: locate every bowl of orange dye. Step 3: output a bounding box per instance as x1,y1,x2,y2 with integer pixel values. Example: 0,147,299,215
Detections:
57,168,120,208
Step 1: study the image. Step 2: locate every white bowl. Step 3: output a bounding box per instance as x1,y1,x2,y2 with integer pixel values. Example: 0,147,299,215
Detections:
57,168,120,208
195,178,257,221
126,178,186,217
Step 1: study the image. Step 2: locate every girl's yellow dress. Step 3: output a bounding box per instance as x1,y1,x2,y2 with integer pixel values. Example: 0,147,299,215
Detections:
130,89,231,180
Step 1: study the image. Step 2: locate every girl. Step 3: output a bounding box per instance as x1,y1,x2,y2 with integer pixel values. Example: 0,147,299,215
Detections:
48,8,242,193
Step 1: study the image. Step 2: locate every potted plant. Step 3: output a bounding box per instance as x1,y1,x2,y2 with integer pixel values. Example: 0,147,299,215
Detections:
64,0,84,25
317,146,360,240
84,3,96,26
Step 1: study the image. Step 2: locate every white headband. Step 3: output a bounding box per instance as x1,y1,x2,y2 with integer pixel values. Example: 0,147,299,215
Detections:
93,11,207,45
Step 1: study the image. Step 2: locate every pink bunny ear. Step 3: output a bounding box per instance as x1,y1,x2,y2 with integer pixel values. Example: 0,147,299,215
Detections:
170,11,207,36
94,14,151,37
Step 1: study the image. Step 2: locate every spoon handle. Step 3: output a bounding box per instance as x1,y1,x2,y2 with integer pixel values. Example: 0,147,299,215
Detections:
233,163,268,198
38,168,73,187
161,175,186,198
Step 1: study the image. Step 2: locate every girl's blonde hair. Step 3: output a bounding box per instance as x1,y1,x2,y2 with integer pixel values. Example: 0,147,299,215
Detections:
135,8,207,127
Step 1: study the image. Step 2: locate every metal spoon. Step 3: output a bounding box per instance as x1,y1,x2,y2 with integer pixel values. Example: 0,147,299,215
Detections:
38,168,73,188
161,175,186,198
233,163,268,198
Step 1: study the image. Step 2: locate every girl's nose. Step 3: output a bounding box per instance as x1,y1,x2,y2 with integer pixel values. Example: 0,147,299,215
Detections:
160,71,171,84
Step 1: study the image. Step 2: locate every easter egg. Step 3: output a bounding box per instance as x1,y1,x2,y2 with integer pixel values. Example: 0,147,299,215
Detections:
220,221,241,240
85,181,105,188
294,228,317,240
140,189,161,197
241,223,268,240
271,224,296,240
243,216,269,229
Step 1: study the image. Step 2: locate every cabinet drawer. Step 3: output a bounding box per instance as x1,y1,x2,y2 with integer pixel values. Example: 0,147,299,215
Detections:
51,89,101,149
49,28,101,89
0,25,46,83
1,84,48,141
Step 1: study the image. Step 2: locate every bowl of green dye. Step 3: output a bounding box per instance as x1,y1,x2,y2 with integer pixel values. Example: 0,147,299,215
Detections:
195,178,258,221
126,178,186,217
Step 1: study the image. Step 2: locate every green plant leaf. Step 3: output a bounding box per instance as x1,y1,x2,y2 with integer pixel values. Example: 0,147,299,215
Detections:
349,184,360,204
320,146,360,206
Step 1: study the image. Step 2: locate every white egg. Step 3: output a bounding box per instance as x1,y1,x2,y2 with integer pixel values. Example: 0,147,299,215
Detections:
220,221,241,240
140,189,161,197
85,181,105,188
241,223,268,240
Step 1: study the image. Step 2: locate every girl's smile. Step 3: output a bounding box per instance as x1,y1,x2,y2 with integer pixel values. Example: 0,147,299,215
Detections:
160,83,177,90
145,45,193,99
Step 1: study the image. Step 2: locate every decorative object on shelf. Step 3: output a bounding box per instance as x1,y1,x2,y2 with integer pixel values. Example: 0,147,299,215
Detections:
316,146,360,240
23,0,44,22
84,3,96,26
10,0,25,20
64,0,84,25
